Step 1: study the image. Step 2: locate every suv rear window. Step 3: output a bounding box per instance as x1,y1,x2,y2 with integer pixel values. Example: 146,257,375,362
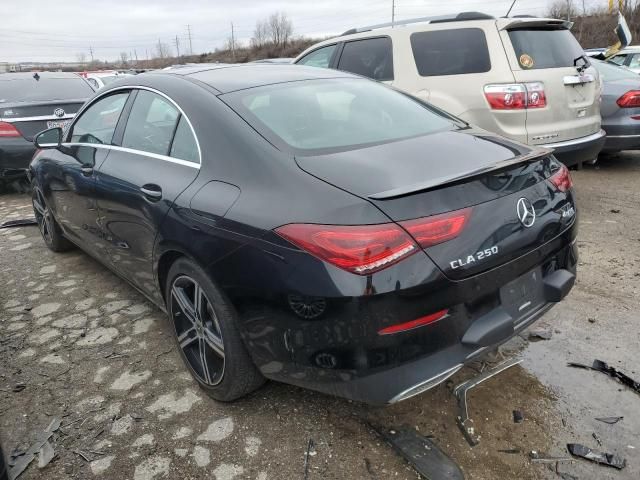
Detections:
0,77,94,103
508,28,585,70
410,28,491,76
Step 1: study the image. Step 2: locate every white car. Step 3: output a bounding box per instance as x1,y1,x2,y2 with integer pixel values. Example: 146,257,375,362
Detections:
607,46,640,73
85,72,131,90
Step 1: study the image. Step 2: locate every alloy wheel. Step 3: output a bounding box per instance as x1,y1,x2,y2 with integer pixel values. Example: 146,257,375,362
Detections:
32,189,53,245
170,275,225,385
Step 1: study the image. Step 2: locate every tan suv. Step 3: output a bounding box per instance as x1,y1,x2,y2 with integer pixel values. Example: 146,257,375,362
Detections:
295,12,606,166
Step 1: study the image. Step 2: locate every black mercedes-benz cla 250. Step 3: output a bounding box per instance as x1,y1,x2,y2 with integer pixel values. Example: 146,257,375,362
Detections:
29,65,577,405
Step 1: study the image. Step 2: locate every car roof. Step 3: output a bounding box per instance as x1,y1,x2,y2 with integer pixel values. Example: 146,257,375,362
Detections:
0,71,83,81
149,63,357,94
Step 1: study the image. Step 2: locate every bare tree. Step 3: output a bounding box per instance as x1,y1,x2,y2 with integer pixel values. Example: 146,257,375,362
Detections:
268,12,293,48
251,19,270,48
156,41,171,59
76,52,87,66
548,0,577,19
119,51,129,66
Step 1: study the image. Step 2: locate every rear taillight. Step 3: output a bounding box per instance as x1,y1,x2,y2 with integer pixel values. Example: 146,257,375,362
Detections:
484,82,547,110
399,208,471,248
549,164,573,192
275,209,471,275
275,223,418,274
378,309,449,335
616,90,640,108
0,121,21,137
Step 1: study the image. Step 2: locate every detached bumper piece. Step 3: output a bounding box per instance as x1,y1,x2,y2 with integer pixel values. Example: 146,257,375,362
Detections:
453,357,522,446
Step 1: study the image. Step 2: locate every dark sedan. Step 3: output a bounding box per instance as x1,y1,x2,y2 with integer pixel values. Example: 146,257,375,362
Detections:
0,72,94,189
591,59,640,153
29,65,578,405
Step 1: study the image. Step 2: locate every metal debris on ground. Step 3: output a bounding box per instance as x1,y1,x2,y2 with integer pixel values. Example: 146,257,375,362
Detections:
498,449,521,454
513,410,524,423
303,439,314,480
528,329,553,341
568,359,640,395
373,425,465,480
592,432,603,447
595,416,623,424
37,441,54,468
0,218,37,229
453,357,522,446
8,417,60,479
566,443,626,470
529,451,574,464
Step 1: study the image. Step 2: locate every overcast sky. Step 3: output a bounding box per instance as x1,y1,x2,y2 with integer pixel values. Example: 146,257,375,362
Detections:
0,0,603,63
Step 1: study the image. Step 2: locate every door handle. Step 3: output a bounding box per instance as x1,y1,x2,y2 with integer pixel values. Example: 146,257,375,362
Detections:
140,184,162,200
81,166,93,176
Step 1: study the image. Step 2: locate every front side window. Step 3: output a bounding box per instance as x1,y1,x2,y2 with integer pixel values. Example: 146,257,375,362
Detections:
122,90,179,156
297,45,337,68
337,37,394,81
224,78,456,153
69,92,129,144
629,54,640,69
170,116,199,164
411,28,491,77
508,28,585,70
608,54,627,66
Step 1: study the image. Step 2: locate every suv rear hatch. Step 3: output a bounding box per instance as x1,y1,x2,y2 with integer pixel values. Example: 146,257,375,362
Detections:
498,18,601,145
296,130,575,280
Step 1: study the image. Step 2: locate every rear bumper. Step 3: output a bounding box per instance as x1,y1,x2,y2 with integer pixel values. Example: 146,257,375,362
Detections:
240,221,578,405
601,123,640,152
542,130,606,166
0,137,35,179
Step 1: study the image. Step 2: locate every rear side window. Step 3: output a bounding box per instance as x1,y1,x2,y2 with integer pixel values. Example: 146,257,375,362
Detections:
0,76,95,103
508,28,585,70
70,92,129,144
410,28,490,76
297,45,337,68
629,54,640,69
122,90,179,156
608,54,627,66
170,116,199,164
337,37,394,81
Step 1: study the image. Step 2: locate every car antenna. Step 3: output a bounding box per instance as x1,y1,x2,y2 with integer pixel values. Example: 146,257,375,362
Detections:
505,0,517,17
33,72,40,81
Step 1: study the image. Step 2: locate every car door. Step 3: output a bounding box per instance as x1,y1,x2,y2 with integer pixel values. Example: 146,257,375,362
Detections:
40,91,130,258
96,88,200,296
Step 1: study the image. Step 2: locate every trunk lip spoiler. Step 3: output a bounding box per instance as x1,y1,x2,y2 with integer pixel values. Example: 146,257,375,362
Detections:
368,146,553,201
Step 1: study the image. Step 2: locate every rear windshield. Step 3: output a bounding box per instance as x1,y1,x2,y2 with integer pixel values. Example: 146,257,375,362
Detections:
593,59,639,81
0,77,94,103
223,78,457,154
508,28,585,70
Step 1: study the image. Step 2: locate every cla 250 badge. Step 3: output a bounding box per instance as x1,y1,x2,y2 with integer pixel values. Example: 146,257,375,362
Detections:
450,246,499,270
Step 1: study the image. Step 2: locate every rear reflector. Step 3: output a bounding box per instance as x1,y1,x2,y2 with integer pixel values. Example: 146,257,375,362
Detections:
617,90,640,108
549,164,573,192
400,208,471,248
378,309,449,335
484,82,547,110
0,121,21,137
275,223,418,275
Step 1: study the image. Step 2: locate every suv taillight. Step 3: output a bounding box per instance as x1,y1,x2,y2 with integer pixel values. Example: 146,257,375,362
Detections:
0,121,21,137
616,90,640,108
484,82,547,110
275,209,471,275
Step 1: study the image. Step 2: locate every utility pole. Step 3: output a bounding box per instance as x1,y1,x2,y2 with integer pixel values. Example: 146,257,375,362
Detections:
391,0,395,27
231,22,236,60
186,24,193,55
134,49,138,66
174,35,181,57
158,38,163,58
89,46,94,62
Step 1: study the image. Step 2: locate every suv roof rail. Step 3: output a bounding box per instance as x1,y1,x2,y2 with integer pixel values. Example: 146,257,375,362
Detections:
340,11,494,36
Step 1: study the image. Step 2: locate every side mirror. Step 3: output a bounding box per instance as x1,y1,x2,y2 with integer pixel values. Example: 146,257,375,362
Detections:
34,127,63,149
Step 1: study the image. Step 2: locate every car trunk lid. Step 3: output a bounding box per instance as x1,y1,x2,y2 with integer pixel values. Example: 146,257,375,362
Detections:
1,100,84,140
296,130,574,280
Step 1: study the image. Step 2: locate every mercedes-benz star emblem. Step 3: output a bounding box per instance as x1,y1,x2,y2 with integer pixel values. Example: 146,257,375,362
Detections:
517,197,536,228
54,108,65,118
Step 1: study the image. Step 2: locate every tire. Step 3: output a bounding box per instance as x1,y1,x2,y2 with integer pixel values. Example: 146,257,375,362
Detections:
31,187,73,252
165,257,264,401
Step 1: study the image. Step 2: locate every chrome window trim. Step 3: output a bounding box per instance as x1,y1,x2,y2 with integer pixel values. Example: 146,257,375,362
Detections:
61,142,200,169
69,85,202,165
3,114,75,123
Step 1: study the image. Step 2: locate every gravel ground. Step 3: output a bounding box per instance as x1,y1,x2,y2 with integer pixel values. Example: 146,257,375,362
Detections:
1,153,639,480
